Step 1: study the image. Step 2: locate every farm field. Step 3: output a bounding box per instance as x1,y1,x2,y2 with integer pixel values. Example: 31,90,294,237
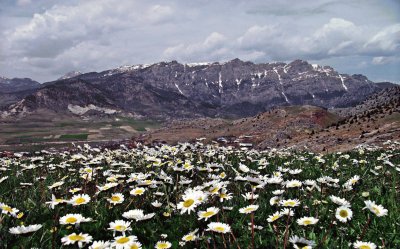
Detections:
0,115,161,151
0,141,399,248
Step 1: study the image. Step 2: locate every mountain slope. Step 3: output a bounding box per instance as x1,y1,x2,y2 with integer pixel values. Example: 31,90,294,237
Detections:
2,59,396,119
0,77,41,109
0,77,40,93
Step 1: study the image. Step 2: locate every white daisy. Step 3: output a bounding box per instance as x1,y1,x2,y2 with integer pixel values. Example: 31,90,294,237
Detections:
335,206,353,223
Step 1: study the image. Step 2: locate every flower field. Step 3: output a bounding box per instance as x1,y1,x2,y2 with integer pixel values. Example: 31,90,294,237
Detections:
0,142,399,248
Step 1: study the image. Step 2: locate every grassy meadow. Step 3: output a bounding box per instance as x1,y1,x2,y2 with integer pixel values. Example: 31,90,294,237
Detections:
0,142,399,248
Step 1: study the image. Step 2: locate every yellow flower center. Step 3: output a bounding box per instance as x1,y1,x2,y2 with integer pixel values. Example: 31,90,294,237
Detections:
210,187,220,194
134,189,144,195
271,215,280,221
2,206,12,212
303,220,312,225
360,246,371,249
116,237,130,244
214,226,225,232
244,207,255,212
184,235,195,241
285,201,296,206
339,210,348,218
130,244,139,249
75,197,86,204
202,211,215,217
372,207,380,215
111,196,121,202
183,199,194,208
115,225,126,231
157,243,170,248
69,234,84,241
66,217,78,223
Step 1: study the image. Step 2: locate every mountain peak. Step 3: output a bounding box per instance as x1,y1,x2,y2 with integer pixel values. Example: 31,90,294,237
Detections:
58,71,82,80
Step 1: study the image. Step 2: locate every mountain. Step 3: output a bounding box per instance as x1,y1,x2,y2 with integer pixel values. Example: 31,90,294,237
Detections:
332,86,400,118
137,87,399,152
0,77,41,109
0,77,40,93
1,59,396,119
58,71,82,80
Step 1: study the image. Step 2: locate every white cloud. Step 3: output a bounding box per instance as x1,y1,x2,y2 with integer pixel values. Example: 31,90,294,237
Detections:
364,24,400,54
163,32,229,61
371,56,398,65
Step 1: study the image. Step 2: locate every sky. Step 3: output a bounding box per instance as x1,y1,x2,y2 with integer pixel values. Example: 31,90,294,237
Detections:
0,0,399,83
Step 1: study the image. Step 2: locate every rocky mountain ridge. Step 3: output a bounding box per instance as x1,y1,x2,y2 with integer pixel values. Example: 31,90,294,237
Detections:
1,59,396,119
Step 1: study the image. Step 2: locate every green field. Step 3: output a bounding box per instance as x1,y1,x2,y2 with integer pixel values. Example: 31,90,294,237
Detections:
0,142,398,248
0,116,161,150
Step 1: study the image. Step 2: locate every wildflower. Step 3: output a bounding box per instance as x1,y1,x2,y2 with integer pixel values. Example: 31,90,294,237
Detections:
280,199,300,207
270,196,281,206
128,241,142,249
197,207,219,221
89,241,111,249
207,222,231,233
239,163,250,173
364,200,388,217
297,217,319,226
272,189,285,195
177,194,200,214
280,208,295,216
112,235,139,249
69,194,90,206
242,192,259,200
289,235,316,249
130,187,146,196
285,179,302,188
0,203,19,217
267,211,282,222
60,214,92,225
61,233,93,248
182,229,198,242
335,206,353,223
151,200,163,208
239,204,259,214
219,189,233,202
155,241,172,249
108,220,132,236
46,195,65,209
48,181,64,189
122,209,155,221
329,195,350,207
353,241,376,249
9,224,42,234
108,193,125,205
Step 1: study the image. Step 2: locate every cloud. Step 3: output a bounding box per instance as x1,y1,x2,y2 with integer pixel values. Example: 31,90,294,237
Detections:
371,56,399,65
364,24,400,55
163,32,229,61
0,0,399,83
145,5,174,24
